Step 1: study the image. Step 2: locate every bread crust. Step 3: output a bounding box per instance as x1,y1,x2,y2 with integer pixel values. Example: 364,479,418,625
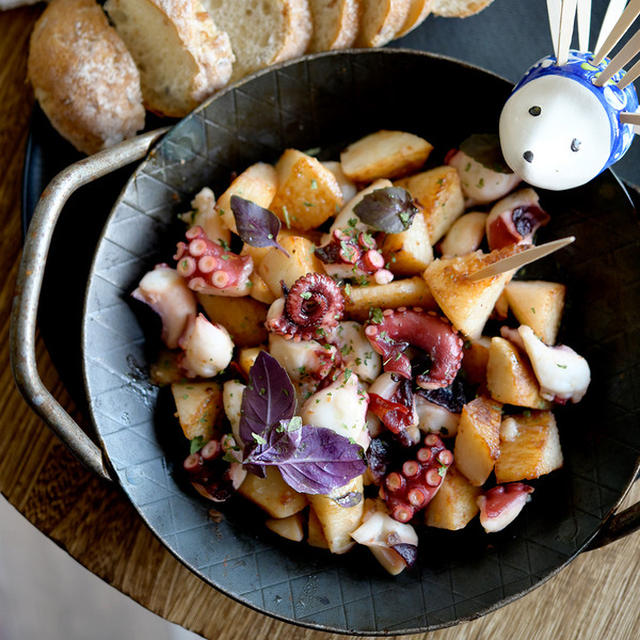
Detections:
105,0,234,117
27,0,145,154
356,0,411,48
308,0,360,52
431,0,493,18
396,0,432,37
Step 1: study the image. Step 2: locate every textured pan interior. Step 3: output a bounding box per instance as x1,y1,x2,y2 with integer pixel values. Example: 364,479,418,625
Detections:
82,50,640,634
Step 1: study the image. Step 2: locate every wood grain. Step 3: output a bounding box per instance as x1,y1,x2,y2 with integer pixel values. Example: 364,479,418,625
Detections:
0,6,638,640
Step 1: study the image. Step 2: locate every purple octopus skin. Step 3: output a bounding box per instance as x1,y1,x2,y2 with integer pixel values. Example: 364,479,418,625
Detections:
364,308,464,390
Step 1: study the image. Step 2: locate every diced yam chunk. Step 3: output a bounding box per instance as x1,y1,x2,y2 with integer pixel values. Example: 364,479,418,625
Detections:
270,149,343,230
340,130,433,182
454,397,502,486
197,294,268,348
505,280,566,345
307,476,364,554
265,513,304,542
258,235,324,296
486,337,551,409
381,211,433,275
423,245,522,339
238,467,307,518
216,163,278,234
424,465,482,530
395,166,464,242
495,411,563,483
344,276,436,322
171,381,223,441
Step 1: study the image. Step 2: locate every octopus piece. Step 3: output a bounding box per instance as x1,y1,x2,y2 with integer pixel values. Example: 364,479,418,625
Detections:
415,395,460,437
181,187,231,247
175,225,253,296
266,272,345,341
131,264,196,349
517,325,590,403
178,313,233,378
447,148,521,206
477,483,534,533
368,372,420,447
364,308,464,390
380,434,454,523
268,334,338,383
301,372,370,450
316,228,393,285
327,321,382,384
486,188,550,250
365,435,395,485
351,511,418,576
183,438,246,503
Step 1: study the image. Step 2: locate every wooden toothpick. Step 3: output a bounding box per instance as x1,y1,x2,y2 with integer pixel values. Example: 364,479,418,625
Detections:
593,0,640,64
577,0,592,52
468,237,576,282
558,0,579,65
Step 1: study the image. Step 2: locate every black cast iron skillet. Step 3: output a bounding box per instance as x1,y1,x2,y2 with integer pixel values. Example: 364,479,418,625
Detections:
11,50,640,634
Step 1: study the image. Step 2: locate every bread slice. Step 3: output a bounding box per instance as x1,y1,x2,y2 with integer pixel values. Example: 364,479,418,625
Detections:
396,0,432,37
201,0,312,80
27,0,145,155
308,0,360,51
431,0,493,18
105,0,234,117
356,0,411,47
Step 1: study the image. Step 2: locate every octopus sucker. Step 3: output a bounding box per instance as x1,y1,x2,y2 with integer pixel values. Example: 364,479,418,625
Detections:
364,308,464,390
175,225,253,297
266,272,345,341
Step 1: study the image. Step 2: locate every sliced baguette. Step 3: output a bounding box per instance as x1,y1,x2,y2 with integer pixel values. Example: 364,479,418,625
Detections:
431,0,493,18
308,0,360,51
201,0,312,80
105,0,234,117
356,0,412,47
396,0,432,37
27,0,145,155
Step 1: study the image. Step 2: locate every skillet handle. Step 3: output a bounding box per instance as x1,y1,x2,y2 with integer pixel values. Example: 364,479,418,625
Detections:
587,491,640,550
10,128,170,481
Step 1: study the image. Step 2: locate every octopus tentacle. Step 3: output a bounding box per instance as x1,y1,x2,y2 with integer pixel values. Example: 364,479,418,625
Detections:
266,273,345,341
175,226,253,296
379,434,454,523
364,308,464,390
477,482,534,533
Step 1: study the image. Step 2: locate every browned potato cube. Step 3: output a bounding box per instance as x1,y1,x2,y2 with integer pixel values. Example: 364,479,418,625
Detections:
248,272,276,304
462,337,491,386
423,244,523,339
238,347,263,377
493,290,509,320
270,149,343,231
395,166,464,242
340,130,433,182
265,513,304,542
344,276,436,322
495,411,563,483
308,507,329,549
424,465,481,530
171,381,223,441
238,467,307,518
486,337,551,409
307,476,364,554
381,211,433,276
216,163,278,234
454,397,502,486
197,294,268,348
505,280,566,345
258,235,324,296
150,349,183,385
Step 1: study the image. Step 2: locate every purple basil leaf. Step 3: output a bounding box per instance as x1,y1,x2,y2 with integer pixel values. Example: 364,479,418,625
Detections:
230,195,289,256
353,186,418,233
332,491,363,508
238,352,296,453
391,543,418,567
244,421,367,495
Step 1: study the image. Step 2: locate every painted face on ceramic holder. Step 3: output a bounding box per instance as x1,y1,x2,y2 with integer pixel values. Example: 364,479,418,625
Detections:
499,50,639,191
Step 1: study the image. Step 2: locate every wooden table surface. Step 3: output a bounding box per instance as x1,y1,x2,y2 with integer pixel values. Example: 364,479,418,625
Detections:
1,6,639,640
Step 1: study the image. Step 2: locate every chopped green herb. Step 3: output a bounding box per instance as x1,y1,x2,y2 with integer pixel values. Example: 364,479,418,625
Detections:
530,307,536,314
219,238,230,251
465,162,472,172
369,307,384,324
557,363,568,369
344,368,353,382
282,205,291,228
190,436,205,454
287,416,303,431
252,433,267,445
438,464,447,477
303,201,314,207
523,409,532,417
300,291,312,300
348,217,358,228
344,282,352,297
